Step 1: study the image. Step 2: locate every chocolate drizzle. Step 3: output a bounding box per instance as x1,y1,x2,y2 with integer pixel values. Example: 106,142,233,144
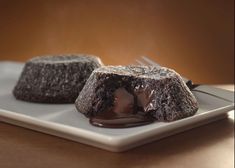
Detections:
90,87,155,128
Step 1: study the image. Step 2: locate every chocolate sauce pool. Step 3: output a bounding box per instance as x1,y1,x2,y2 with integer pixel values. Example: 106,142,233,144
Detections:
90,88,155,128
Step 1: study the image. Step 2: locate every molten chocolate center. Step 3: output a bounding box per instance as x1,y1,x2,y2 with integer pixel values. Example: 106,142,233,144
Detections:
90,88,154,128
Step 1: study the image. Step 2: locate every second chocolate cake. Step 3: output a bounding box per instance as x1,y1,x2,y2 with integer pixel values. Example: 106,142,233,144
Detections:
13,54,102,103
75,66,198,128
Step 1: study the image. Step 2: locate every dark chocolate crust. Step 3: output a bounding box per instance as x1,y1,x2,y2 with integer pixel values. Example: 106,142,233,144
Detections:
75,66,198,121
13,54,102,103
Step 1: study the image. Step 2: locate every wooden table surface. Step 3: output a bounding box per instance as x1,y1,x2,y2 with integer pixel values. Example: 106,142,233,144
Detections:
0,85,234,168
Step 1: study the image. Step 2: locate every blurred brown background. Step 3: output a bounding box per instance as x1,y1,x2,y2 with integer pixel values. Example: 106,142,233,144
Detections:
0,0,234,83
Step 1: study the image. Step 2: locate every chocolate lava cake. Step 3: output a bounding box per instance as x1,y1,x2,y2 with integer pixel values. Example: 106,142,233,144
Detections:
13,54,103,103
75,66,198,127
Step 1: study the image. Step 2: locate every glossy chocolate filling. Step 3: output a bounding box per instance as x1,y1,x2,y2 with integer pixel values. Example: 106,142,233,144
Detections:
90,88,155,128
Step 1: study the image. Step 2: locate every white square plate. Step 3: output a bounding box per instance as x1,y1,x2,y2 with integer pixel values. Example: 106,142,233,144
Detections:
0,62,234,152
